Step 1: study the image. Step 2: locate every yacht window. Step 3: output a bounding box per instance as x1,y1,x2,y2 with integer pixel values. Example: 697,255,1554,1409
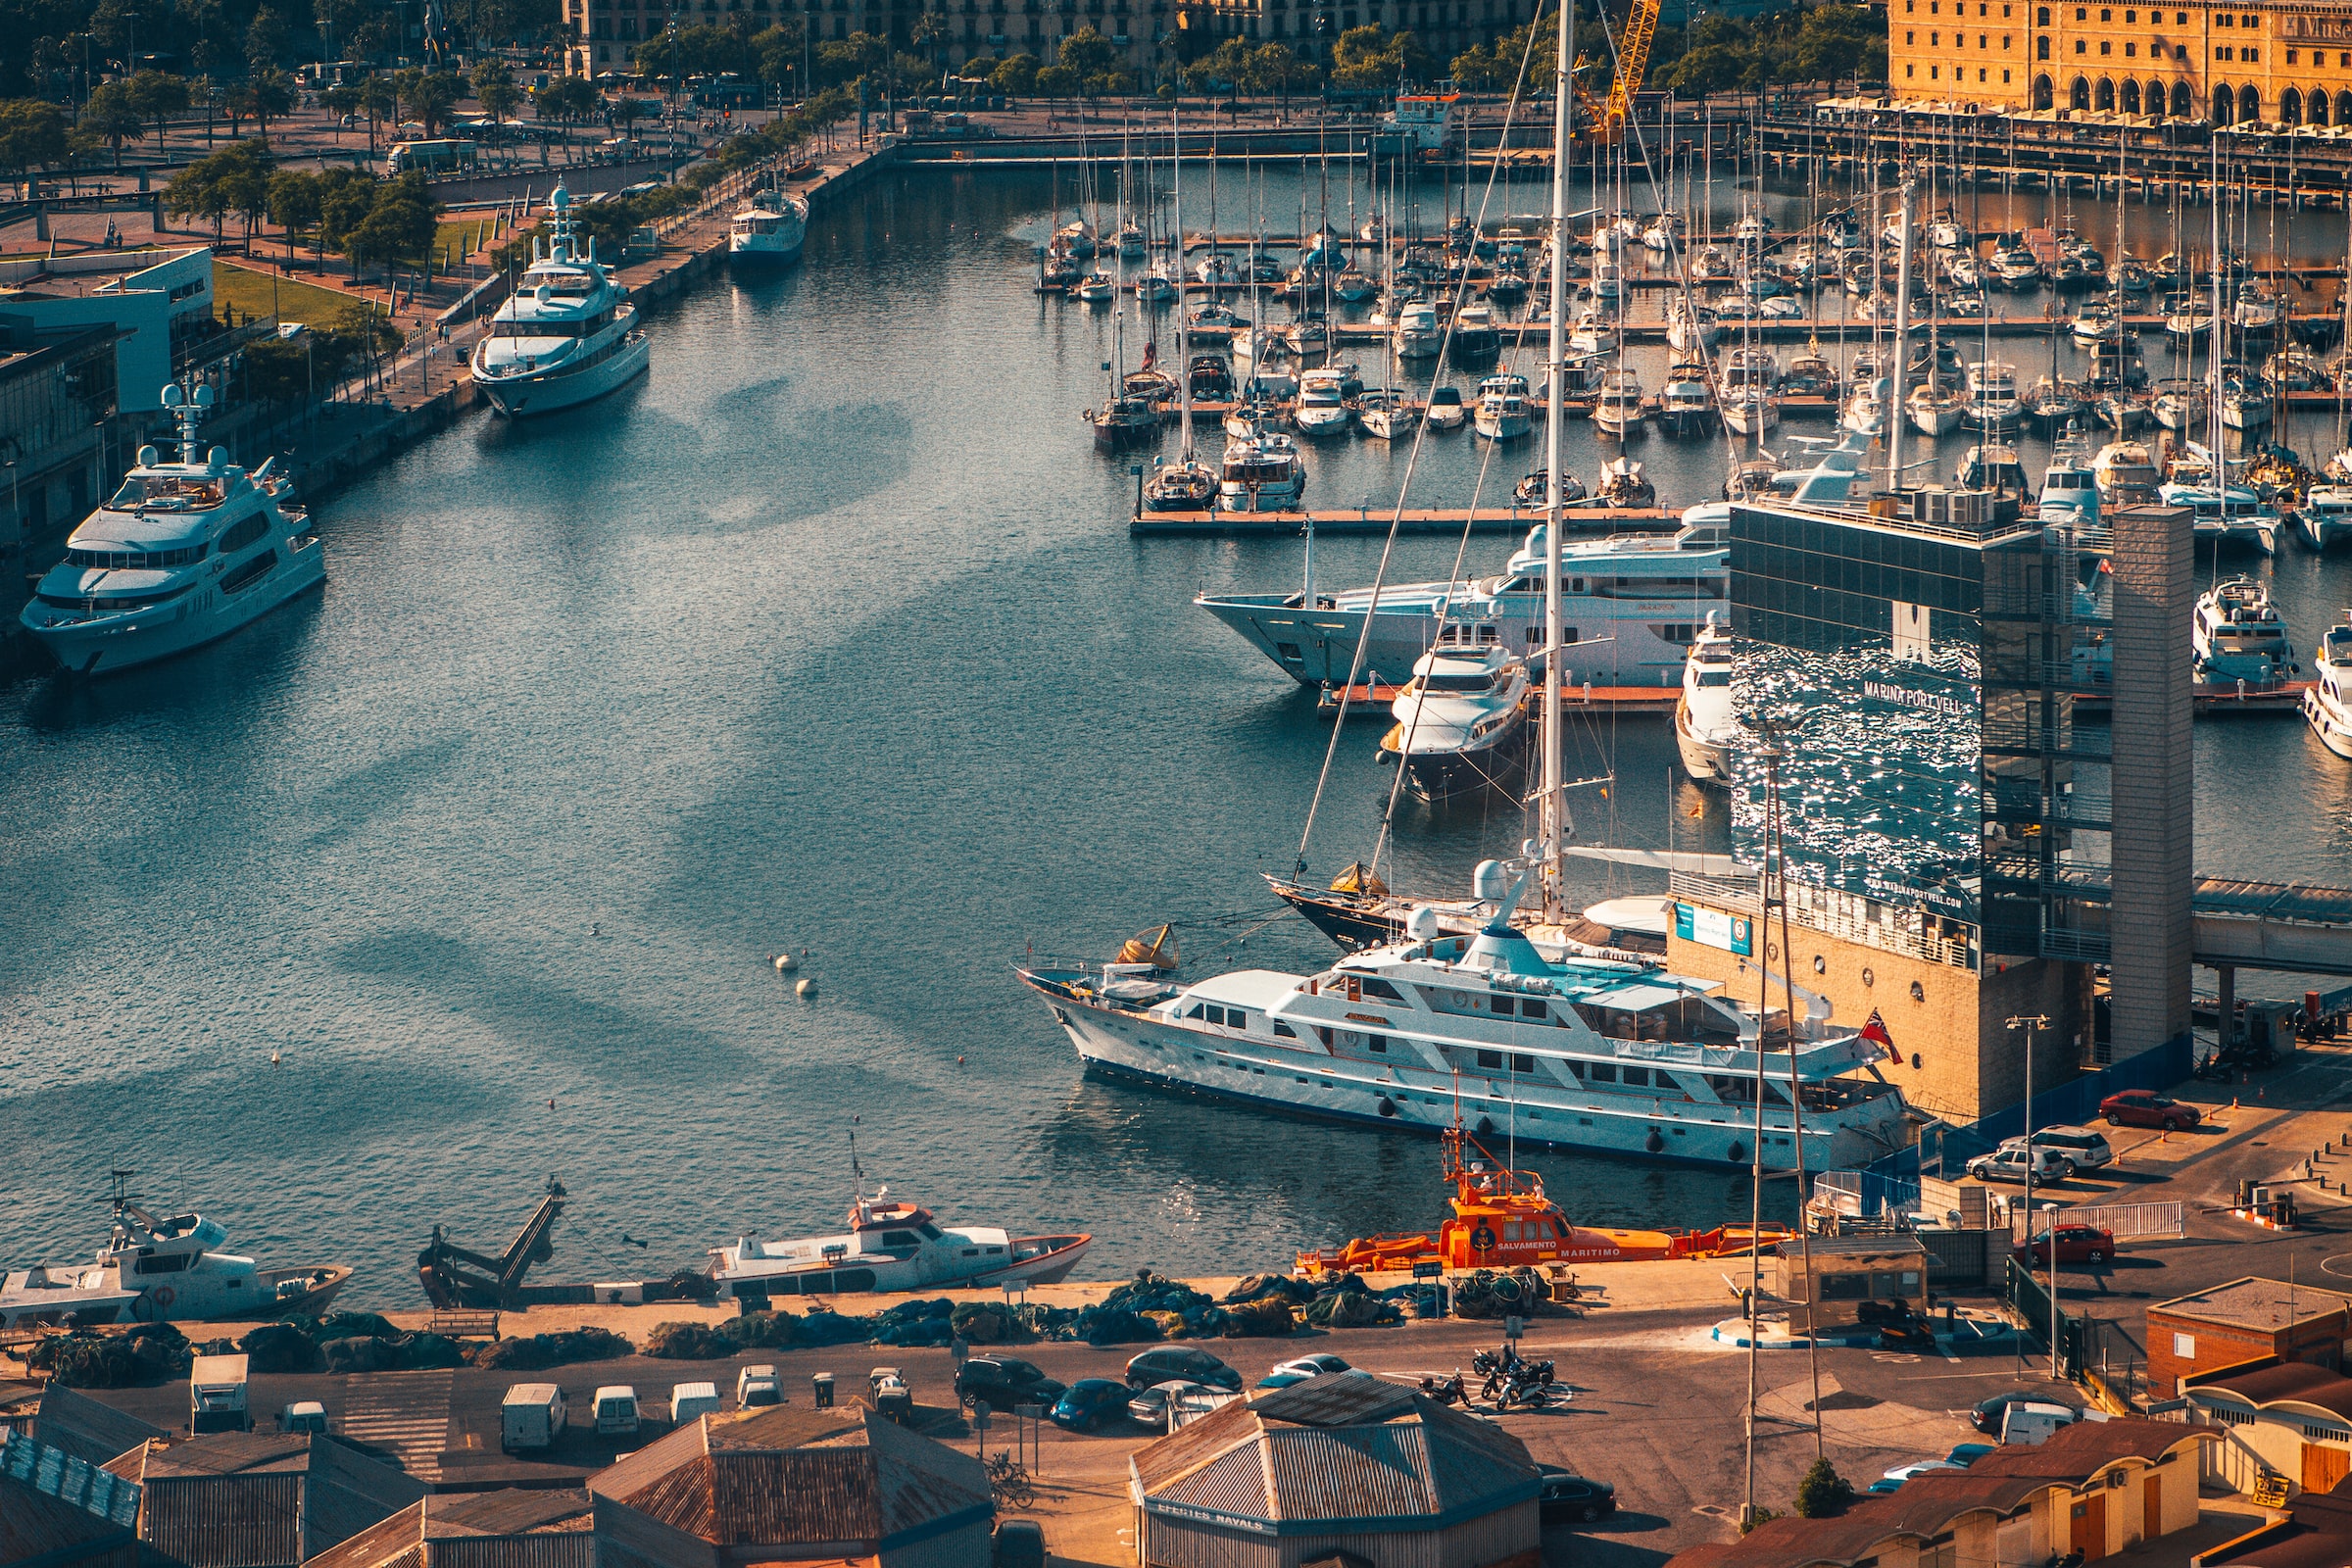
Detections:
1655,1071,1685,1096
134,1253,192,1275
1228,1010,1247,1031
1204,1004,1227,1025
1697,670,1731,687
218,515,270,554
1476,1049,1504,1068
1273,1021,1297,1038
1359,977,1406,1002
65,545,206,569
1520,999,1547,1019
1185,1003,1205,1019
226,1277,242,1286
1317,1026,1334,1047
1624,1066,1651,1087
1513,1054,1536,1073
1590,1063,1618,1083
1490,996,1513,1014
1367,1034,1389,1053
919,1223,943,1240
1566,1059,1586,1078
881,1231,919,1247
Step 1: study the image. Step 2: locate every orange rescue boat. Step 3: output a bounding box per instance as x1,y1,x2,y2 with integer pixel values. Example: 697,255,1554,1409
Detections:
1298,1123,1791,1276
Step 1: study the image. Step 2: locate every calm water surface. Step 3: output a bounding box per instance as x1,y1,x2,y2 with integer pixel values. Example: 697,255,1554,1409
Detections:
2,165,2347,1300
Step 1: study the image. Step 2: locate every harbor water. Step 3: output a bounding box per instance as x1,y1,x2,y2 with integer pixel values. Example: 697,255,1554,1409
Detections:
1,163,2347,1299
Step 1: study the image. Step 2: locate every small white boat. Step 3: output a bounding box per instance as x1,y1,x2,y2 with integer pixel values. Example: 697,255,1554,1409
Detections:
2039,430,2100,531
1195,251,1238,286
2306,614,2352,757
1134,268,1177,304
1220,427,1307,512
2092,440,2163,507
1074,271,1117,304
710,1169,1092,1300
2159,479,2281,555
1377,640,1532,804
2220,372,2274,431
1356,388,1421,441
1658,365,1715,437
1722,386,1779,438
2302,488,2352,550
1294,369,1354,437
1425,384,1468,431
2151,378,2207,432
1393,303,1443,360
1840,377,1889,437
2193,577,2292,682
1666,300,1720,355
1907,379,1967,436
1965,360,2023,429
1675,612,1735,783
728,188,808,262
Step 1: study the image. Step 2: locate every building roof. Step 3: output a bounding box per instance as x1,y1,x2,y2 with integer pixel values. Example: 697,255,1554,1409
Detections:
305,1489,596,1568
33,1386,167,1470
0,1425,141,1568
2206,1475,2352,1568
1131,1376,1540,1537
2187,1360,2352,1422
1667,1420,2214,1568
2151,1278,2352,1333
106,1433,426,1568
1775,1235,1929,1261
589,1404,990,1552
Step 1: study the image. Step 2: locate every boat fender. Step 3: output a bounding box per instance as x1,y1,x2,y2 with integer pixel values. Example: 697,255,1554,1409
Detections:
796,978,817,999
1644,1127,1665,1154
774,952,799,972
1378,1095,1398,1117
1476,1115,1496,1137
1727,1141,1745,1165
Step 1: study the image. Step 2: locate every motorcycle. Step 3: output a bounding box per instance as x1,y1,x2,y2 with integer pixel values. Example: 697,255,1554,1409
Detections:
1419,1372,1468,1406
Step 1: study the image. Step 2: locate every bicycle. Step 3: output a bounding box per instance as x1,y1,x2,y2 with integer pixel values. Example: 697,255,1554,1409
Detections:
986,1448,1037,1509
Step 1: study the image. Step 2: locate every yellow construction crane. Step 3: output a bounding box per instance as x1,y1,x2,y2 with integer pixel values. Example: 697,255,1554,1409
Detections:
1570,0,1663,141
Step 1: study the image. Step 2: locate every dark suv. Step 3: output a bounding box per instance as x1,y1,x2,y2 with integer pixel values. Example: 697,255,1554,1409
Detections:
955,1356,1065,1413
1123,1347,1243,1392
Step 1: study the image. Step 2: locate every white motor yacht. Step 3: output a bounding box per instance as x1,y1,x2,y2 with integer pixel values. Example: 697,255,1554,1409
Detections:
1393,302,1443,360
1074,271,1118,304
1840,377,1889,437
710,1169,1090,1300
471,184,650,416
1425,385,1468,431
1592,368,1646,438
1722,386,1779,438
2193,577,2292,682
1665,300,1720,356
21,382,321,675
2039,431,2100,531
2221,372,2274,431
1016,861,1913,1171
2306,614,2352,758
1674,612,1735,783
1473,373,1534,441
1965,360,2023,429
1377,640,1532,803
0,1178,351,1333
1295,369,1353,437
1658,365,1714,437
2302,487,2352,550
1356,388,1421,441
2158,480,2281,555
728,187,808,262
2151,379,2207,433
2092,439,2163,507
1219,427,1307,513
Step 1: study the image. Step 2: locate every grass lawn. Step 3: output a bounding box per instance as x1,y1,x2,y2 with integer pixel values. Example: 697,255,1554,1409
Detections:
212,259,370,327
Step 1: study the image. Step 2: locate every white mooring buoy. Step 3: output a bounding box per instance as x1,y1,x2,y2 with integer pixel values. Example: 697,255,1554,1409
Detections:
774,952,800,972
795,977,817,999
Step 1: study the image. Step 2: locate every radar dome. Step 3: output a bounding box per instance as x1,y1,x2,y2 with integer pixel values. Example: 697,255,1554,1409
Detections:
1473,859,1511,902
1406,906,1442,941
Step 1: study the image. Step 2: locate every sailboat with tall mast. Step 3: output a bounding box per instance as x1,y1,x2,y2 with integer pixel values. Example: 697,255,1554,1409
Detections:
1146,111,1217,508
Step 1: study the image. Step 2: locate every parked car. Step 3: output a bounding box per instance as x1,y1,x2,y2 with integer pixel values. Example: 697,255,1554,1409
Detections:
1878,1459,1966,1489
1268,1353,1352,1378
1537,1463,1617,1522
2007,1125,2114,1171
1968,1145,2072,1185
2015,1224,2116,1265
1128,1379,1208,1431
278,1400,328,1436
735,1365,784,1408
1972,1391,2082,1434
956,1356,1065,1413
591,1386,640,1437
992,1519,1047,1568
1945,1442,1996,1467
2100,1089,2202,1131
1051,1378,1134,1432
1124,1347,1243,1393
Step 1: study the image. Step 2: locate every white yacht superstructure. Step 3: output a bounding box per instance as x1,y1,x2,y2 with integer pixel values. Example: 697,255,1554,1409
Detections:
2307,614,2352,758
728,187,808,262
19,382,322,675
709,1174,1090,1300
1673,612,1736,782
470,183,651,416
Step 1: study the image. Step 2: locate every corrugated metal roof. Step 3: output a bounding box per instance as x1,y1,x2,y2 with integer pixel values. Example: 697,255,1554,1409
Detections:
1152,1446,1273,1520
305,1439,429,1555
140,1433,311,1480
143,1472,305,1568
584,1422,705,1503
1262,1428,1434,1522
423,1489,595,1538
426,1536,597,1568
1251,1378,1418,1430
34,1387,169,1469
711,1450,883,1544
1131,1399,1261,1494
3,1426,141,1526
300,1504,422,1568
858,1408,990,1538
709,1405,861,1452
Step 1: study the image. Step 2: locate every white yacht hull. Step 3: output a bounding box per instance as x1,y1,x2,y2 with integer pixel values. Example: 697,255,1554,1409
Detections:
1675,694,1732,782
23,536,325,675
478,331,652,418
1474,412,1533,441
1723,400,1780,438
1026,988,1896,1173
729,231,806,263
2309,689,2352,758
720,1236,1091,1298
1200,591,1700,688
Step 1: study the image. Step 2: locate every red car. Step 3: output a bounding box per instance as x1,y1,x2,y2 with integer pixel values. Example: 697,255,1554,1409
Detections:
2016,1224,2115,1264
2100,1090,2202,1131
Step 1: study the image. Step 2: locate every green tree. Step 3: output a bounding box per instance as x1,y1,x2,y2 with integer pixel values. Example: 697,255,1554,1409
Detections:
1794,1459,1854,1519
317,163,377,260
812,31,887,88
392,67,464,136
1245,40,1315,104
226,70,296,137
990,51,1038,95
0,99,68,197
125,69,190,162
76,79,146,172
1659,41,1752,95
534,74,600,123
246,5,287,72
1057,26,1116,79
754,21,806,94
347,168,440,280
267,165,323,261
480,78,520,123
1330,24,1427,90
910,8,948,69
1033,61,1076,108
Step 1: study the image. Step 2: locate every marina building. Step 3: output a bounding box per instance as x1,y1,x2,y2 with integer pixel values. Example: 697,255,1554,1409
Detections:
2151,1278,2352,1396
1884,0,2352,122
2184,1360,2352,1494
1661,492,2192,1130
304,1489,598,1568
98,1431,426,1568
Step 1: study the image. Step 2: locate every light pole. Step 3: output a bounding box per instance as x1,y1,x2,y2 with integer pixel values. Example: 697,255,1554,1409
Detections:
2006,1011,2056,1379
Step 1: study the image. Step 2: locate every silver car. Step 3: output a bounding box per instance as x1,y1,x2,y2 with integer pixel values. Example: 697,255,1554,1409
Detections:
1127,1380,1208,1432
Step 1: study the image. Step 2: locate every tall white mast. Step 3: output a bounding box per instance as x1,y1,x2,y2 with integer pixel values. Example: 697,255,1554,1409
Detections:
1175,107,1191,465
1542,0,1574,915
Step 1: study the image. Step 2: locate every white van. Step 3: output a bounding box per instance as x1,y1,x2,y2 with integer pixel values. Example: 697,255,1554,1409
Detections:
671,1381,721,1425
593,1386,641,1437
278,1400,328,1436
2000,1401,2079,1446
736,1364,785,1408
501,1383,567,1452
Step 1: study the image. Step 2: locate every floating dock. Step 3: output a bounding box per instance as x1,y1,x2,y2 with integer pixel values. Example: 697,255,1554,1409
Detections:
1131,506,1679,537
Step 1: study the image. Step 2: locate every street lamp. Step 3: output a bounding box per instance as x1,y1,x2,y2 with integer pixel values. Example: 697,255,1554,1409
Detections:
2005,1011,2057,1380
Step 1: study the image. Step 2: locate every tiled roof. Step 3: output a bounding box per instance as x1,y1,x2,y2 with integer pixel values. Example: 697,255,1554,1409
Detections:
2189,1361,2352,1421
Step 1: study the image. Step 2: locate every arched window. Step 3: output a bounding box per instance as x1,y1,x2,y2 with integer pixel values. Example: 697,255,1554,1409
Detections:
2147,78,2169,117
2036,3,2049,17
2037,34,2050,56
2034,72,2056,107
2095,75,2116,108
2280,86,2301,123
2174,80,2195,117
2213,82,2235,122
2240,85,2261,121
2312,87,2331,125
2073,74,2092,107
2122,78,2141,112
2335,88,2352,122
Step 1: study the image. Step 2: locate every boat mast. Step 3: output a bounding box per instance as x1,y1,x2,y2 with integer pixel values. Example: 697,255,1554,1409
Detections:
1888,178,1913,494
1541,0,1573,917
1176,107,1192,466
2209,138,2225,535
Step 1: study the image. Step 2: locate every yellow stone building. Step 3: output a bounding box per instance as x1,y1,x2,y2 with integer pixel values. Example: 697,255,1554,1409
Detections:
1886,0,2352,124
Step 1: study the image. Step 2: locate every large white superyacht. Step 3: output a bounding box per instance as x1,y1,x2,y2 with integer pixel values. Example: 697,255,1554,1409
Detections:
728,187,808,263
471,182,651,416
19,382,321,675
1018,863,1912,1172
1197,432,1870,690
